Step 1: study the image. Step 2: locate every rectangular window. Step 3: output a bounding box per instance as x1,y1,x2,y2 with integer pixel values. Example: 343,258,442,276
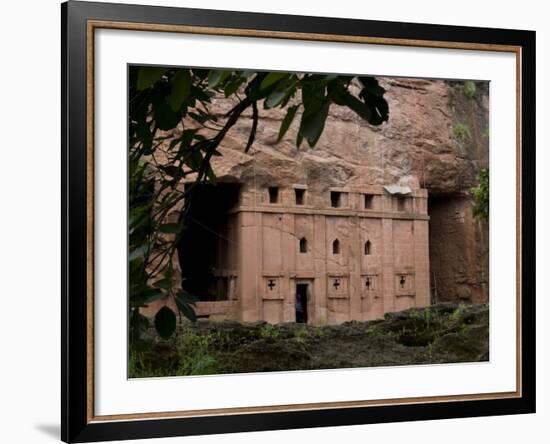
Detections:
330,191,341,208
295,189,305,205
268,187,279,203
397,196,407,211
364,194,374,209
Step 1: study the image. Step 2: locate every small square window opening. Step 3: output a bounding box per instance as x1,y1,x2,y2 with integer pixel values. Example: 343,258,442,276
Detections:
331,191,341,208
268,187,279,204
295,189,305,205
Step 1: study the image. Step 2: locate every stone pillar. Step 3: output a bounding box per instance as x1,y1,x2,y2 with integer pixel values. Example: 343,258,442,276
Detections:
414,218,431,307
239,211,262,322
381,218,395,313
349,214,362,320
313,214,327,324
281,212,296,322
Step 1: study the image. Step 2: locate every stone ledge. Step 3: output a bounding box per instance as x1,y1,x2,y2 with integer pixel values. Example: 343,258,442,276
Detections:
230,205,430,220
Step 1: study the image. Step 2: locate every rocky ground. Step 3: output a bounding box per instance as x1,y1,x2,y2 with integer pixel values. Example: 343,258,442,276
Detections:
129,303,489,378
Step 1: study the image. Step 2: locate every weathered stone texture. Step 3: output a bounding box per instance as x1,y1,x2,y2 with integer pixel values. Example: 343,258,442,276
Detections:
205,78,487,194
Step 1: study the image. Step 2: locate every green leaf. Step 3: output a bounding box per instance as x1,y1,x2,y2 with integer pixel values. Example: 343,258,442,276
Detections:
207,70,231,89
137,67,168,90
129,282,155,306
185,149,203,172
364,95,389,125
264,90,287,109
205,164,217,183
358,76,385,96
154,306,177,339
224,76,246,97
176,129,196,156
277,105,298,143
129,244,148,262
142,289,165,304
135,121,153,152
299,101,330,147
260,72,288,91
177,289,200,305
244,101,258,153
129,286,165,306
337,90,373,121
302,74,338,86
176,300,197,322
301,82,325,112
158,165,183,179
176,292,198,321
152,277,173,290
158,223,180,234
130,310,149,340
188,111,208,124
192,68,209,80
168,69,192,111
154,102,181,130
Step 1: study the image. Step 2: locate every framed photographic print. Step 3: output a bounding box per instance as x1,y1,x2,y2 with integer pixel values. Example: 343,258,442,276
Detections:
61,0,536,442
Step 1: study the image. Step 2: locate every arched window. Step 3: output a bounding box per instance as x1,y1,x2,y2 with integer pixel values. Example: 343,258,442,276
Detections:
299,237,307,253
332,239,340,254
364,240,371,255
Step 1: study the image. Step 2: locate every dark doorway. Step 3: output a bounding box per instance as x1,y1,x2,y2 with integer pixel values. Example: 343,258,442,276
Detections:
177,183,240,301
295,284,308,323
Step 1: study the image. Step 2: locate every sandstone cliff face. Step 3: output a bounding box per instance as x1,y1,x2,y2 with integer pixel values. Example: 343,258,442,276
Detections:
207,78,487,190
187,77,489,304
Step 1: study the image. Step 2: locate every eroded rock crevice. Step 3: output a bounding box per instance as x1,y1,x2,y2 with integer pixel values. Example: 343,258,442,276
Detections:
428,194,489,304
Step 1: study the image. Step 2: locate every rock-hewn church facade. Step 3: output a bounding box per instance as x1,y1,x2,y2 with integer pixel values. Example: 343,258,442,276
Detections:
176,182,430,325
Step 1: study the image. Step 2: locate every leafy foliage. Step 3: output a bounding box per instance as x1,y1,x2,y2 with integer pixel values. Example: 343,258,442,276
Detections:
128,66,389,338
471,168,489,222
452,122,471,142
462,80,477,98
154,306,177,339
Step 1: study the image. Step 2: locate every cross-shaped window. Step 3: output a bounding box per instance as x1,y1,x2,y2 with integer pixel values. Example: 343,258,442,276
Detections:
333,278,340,290
268,279,276,291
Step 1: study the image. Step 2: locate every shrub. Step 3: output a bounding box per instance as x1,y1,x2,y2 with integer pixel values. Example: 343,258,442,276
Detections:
463,80,477,98
471,168,489,222
452,123,471,142
259,323,280,340
175,327,219,375
293,325,327,343
128,348,168,378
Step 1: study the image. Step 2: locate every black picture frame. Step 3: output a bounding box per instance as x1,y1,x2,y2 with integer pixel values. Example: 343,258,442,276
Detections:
61,1,536,442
